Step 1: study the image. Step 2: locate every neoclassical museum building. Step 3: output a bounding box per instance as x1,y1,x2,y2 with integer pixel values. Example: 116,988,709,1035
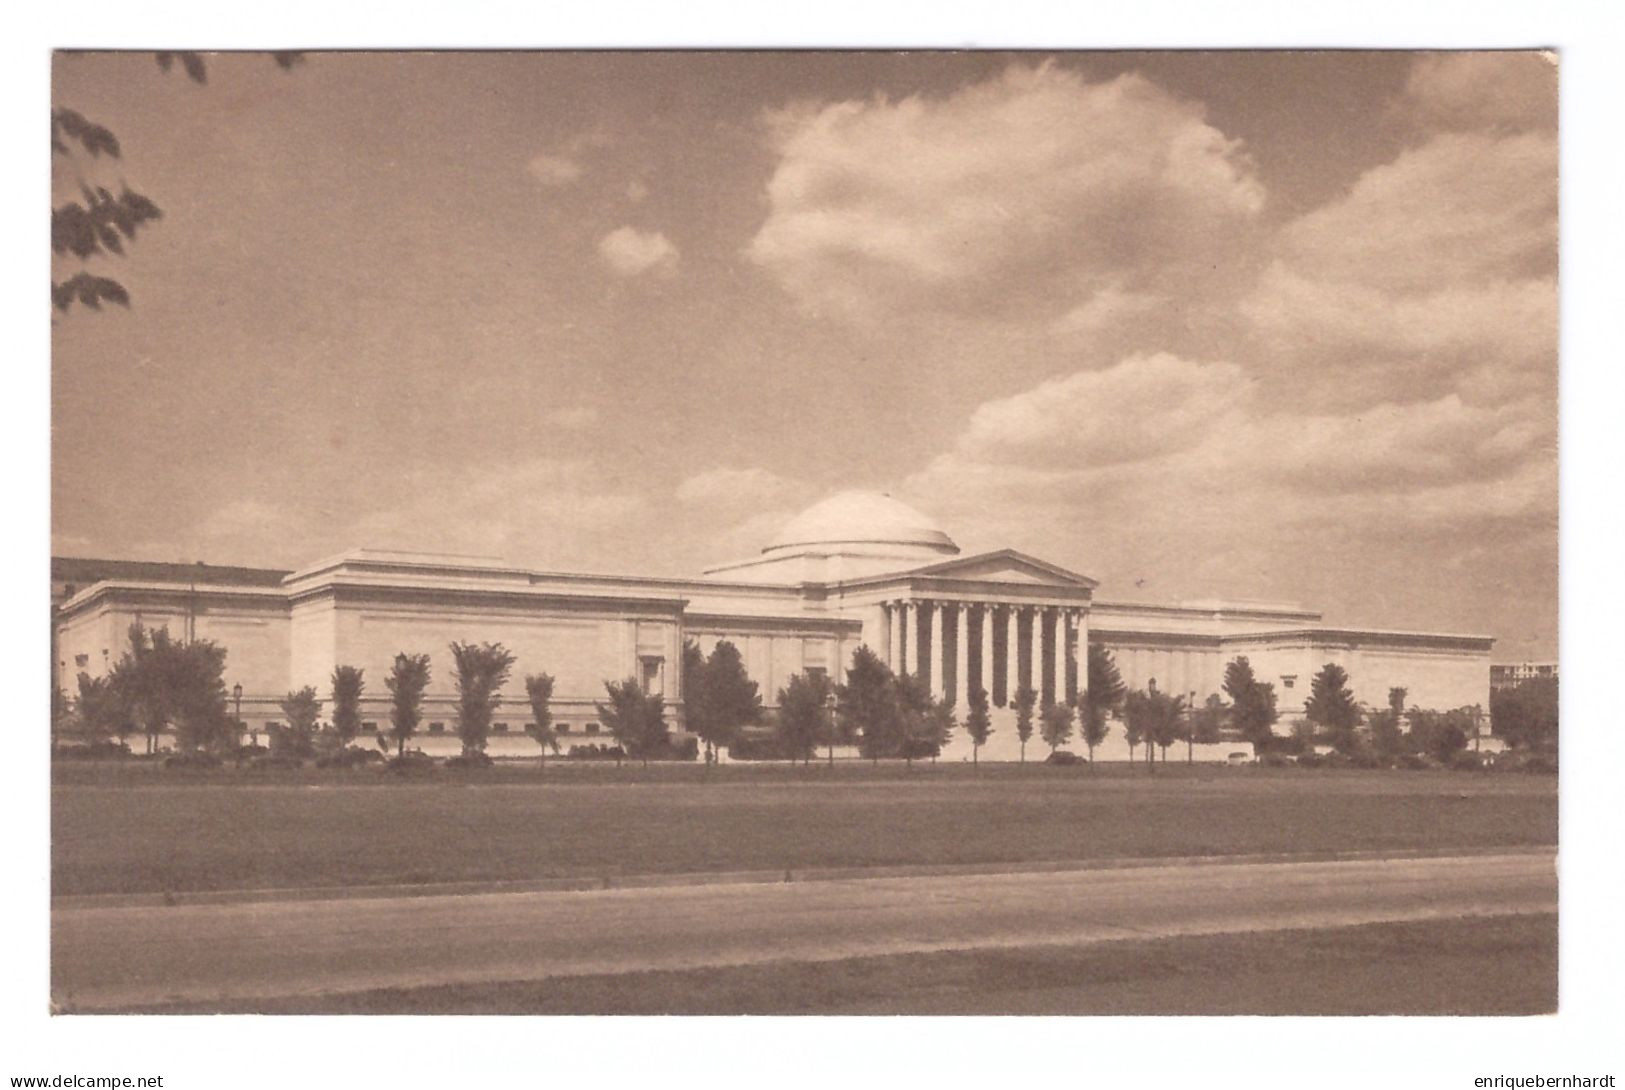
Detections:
52,491,1494,761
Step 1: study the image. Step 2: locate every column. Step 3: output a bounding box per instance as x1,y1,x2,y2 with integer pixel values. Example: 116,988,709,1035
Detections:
1005,605,1020,705
980,605,994,705
1022,606,1038,697
895,602,909,675
881,603,894,672
953,604,970,707
1067,609,1084,704
936,597,949,692
1043,607,1061,707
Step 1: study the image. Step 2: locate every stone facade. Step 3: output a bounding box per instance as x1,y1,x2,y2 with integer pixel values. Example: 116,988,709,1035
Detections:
53,491,1494,760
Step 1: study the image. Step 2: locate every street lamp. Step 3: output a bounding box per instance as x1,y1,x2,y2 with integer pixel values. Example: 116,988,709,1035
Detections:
825,688,839,769
233,683,245,745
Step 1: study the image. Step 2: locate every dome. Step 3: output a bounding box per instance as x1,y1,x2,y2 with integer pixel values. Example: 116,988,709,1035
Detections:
764,491,958,556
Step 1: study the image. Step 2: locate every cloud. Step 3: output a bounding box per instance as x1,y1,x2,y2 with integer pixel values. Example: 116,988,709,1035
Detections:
1051,285,1163,336
746,62,1265,321
1399,52,1557,134
526,152,584,187
1240,125,1556,405
525,129,612,188
955,353,1254,470
905,354,1556,582
598,226,679,277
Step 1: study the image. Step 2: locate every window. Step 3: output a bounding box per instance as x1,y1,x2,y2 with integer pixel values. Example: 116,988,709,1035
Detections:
585,722,601,735
493,722,509,734
361,721,378,733
805,666,828,682
640,656,665,695
264,721,281,732
556,723,571,734
74,653,89,668
1281,676,1296,690
429,722,445,734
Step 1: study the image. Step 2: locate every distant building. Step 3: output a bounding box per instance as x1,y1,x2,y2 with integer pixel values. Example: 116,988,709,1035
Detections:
1490,662,1558,692
53,491,1495,761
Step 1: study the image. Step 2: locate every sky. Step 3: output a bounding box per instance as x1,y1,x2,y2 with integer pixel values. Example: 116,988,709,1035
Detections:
50,50,1559,660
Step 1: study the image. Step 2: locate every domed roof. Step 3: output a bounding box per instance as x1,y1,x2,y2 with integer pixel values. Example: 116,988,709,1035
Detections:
765,491,958,555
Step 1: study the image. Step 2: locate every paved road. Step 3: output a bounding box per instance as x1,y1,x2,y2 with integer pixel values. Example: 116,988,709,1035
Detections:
52,851,1555,1011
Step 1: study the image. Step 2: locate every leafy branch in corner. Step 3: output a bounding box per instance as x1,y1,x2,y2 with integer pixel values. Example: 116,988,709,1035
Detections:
50,52,305,313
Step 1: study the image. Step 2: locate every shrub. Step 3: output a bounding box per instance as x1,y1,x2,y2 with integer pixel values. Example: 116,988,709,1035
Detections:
1258,752,1296,768
1397,753,1442,770
55,740,133,761
231,742,270,762
1450,751,1489,771
444,751,495,770
1044,750,1086,766
246,754,305,772
1296,752,1326,769
386,749,437,774
315,745,384,769
163,751,223,770
566,743,627,761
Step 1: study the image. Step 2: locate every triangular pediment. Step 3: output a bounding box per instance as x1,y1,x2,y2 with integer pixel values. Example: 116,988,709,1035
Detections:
906,549,1099,589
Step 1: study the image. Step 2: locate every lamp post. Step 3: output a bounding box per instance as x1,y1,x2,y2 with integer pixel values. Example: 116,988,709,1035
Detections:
825,687,838,769
233,683,245,745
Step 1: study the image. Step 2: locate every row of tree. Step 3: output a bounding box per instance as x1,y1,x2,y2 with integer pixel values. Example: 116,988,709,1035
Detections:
62,625,1553,768
60,625,680,767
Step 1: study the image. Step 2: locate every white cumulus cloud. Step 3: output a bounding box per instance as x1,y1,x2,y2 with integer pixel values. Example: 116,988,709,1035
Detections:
746,62,1265,320
598,226,679,277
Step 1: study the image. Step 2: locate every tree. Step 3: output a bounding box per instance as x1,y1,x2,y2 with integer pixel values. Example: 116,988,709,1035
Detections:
384,653,431,757
72,672,121,746
923,698,957,762
1192,694,1227,745
331,665,365,750
684,639,762,762
1012,686,1038,763
1491,676,1558,751
524,673,560,765
893,672,938,767
1305,662,1361,754
53,684,73,750
839,645,901,762
1040,700,1074,755
449,642,516,756
597,679,669,767
1368,686,1408,758
1080,643,1125,766
964,686,994,766
1223,657,1278,752
51,52,303,312
1408,707,1475,762
106,624,159,752
103,622,232,753
1124,689,1186,771
276,686,321,759
776,672,831,766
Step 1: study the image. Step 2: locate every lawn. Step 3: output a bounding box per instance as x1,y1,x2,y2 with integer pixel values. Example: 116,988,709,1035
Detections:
134,913,1558,1015
52,761,1558,897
